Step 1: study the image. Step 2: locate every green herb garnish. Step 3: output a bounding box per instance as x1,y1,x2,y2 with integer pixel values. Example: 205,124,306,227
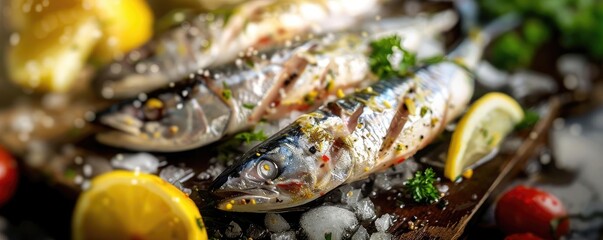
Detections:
515,109,540,130
242,103,256,109
406,168,440,204
216,130,268,161
369,35,452,79
420,106,429,117
234,130,267,144
222,82,232,100
324,232,332,240
369,35,416,79
480,0,603,69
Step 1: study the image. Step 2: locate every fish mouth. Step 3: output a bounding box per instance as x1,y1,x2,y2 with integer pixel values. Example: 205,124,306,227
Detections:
95,130,203,152
212,188,286,212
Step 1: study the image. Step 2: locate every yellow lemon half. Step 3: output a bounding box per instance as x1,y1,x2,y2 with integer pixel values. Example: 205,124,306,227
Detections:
72,170,207,240
444,92,524,181
8,11,101,92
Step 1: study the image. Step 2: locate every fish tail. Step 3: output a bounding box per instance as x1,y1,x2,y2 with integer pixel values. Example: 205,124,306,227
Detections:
449,11,521,70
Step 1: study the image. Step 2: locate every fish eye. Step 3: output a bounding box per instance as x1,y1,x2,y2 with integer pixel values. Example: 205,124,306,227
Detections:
256,159,278,180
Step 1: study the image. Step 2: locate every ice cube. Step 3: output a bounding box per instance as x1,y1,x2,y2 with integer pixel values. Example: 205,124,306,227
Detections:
225,221,242,238
270,231,297,240
300,206,359,240
110,153,160,173
265,213,290,233
197,163,226,181
159,165,194,184
353,198,376,222
341,188,362,205
247,224,269,239
159,165,194,193
373,173,392,191
374,214,392,232
370,232,393,240
351,226,369,240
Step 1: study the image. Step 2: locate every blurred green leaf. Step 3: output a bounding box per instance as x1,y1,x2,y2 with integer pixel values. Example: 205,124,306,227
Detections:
523,19,550,46
489,32,534,70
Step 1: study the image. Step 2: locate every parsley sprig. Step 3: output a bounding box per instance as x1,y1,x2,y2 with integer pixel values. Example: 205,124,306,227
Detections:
406,168,440,204
234,130,267,144
369,35,450,80
515,109,540,130
217,130,268,161
369,35,416,79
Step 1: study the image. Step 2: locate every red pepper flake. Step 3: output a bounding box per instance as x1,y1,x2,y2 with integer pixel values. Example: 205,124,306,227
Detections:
321,155,330,162
396,157,406,164
256,35,272,46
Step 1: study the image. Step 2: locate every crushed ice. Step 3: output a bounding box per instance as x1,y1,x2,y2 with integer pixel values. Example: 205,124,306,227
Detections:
300,206,359,240
110,153,160,173
265,213,291,233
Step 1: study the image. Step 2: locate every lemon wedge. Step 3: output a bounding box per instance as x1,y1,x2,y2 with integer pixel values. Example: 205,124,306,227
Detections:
72,170,207,240
444,92,525,181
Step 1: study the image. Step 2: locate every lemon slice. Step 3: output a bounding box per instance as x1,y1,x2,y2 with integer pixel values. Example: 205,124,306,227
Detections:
444,92,525,180
72,171,207,240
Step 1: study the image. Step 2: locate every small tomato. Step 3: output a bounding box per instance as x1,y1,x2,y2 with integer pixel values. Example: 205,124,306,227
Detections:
496,185,569,239
0,146,18,206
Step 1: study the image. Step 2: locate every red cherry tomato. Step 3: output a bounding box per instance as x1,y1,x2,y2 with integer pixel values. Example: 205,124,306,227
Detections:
0,146,18,206
505,233,544,240
496,185,569,240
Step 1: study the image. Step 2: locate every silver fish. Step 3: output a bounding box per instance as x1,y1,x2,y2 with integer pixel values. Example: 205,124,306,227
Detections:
95,11,458,152
94,0,382,99
209,16,519,212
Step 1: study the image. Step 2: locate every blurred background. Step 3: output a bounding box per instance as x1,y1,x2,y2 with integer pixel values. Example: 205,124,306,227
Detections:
0,0,602,239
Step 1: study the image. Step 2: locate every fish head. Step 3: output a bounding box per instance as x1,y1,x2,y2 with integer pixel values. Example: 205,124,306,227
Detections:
210,127,337,212
95,77,231,152
210,114,355,212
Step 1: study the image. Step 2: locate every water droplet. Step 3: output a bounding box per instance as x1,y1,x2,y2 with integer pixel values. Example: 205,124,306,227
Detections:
83,164,93,177
101,87,114,99
9,33,20,46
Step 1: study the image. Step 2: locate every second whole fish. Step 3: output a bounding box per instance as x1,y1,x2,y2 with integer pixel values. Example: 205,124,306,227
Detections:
95,11,458,152
94,0,382,99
